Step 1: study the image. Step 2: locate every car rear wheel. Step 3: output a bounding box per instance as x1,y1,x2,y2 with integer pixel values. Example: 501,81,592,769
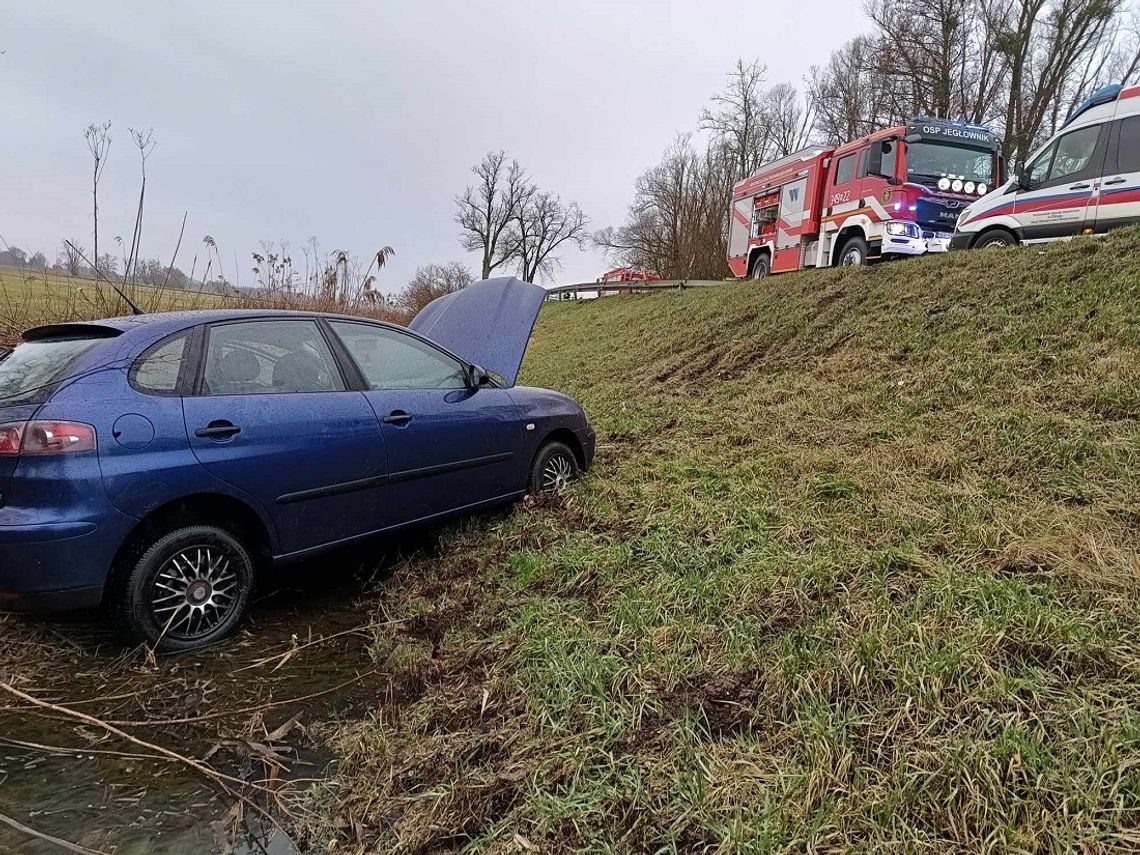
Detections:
750,253,770,280
528,441,580,494
114,525,254,653
975,228,1017,249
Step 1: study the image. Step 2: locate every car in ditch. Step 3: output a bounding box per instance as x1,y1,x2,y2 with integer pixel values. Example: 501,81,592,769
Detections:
0,277,594,652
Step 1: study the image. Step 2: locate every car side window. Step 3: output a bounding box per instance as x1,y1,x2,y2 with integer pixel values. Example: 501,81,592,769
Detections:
1048,125,1102,182
130,331,190,396
329,322,468,390
201,320,345,395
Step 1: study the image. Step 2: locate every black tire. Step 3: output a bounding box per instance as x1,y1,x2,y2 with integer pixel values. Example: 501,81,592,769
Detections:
528,441,580,494
749,253,770,280
974,228,1017,250
113,525,254,654
837,236,869,267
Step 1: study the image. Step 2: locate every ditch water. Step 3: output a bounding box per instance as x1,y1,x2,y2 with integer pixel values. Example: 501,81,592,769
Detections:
0,552,405,854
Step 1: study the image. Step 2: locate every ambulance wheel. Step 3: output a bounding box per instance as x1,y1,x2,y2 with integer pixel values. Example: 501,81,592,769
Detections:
838,237,868,266
974,228,1016,249
750,254,770,280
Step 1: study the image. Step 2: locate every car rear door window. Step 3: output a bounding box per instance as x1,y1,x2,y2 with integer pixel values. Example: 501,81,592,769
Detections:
201,320,345,395
130,332,190,395
329,322,468,390
0,337,103,405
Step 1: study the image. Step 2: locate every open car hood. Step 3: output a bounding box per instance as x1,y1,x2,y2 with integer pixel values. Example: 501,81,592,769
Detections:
409,277,546,387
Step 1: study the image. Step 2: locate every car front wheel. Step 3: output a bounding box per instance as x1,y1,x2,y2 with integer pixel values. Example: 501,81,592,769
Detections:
838,236,869,266
528,441,580,494
114,525,254,653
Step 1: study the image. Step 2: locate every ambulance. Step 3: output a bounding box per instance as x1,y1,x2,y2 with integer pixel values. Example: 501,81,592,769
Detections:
951,83,1140,249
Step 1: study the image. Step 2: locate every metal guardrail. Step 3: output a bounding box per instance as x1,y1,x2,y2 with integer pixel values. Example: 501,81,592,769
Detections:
544,279,729,299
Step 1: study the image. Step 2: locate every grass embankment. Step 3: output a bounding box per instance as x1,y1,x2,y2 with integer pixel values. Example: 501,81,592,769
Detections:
304,230,1140,852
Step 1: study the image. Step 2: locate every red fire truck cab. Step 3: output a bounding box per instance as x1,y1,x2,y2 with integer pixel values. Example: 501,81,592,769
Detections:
728,118,1002,279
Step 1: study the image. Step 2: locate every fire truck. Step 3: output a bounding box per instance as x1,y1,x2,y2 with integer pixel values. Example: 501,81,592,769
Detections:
727,118,1002,278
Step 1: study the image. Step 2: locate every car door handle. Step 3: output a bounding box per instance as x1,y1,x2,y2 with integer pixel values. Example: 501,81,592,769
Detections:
1104,177,1127,185
382,410,412,425
195,420,241,439
1070,183,1091,190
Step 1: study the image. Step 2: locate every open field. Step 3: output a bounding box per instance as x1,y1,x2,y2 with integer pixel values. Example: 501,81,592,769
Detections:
0,265,230,339
3,231,1140,852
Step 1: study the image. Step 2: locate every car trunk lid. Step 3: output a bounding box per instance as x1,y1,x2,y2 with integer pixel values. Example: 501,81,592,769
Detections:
0,329,121,505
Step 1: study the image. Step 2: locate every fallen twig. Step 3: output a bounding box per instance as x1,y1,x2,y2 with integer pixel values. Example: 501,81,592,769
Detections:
100,667,383,727
0,680,280,828
0,809,109,855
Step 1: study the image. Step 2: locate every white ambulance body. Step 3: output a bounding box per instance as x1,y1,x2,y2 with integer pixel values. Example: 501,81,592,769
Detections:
951,84,1140,249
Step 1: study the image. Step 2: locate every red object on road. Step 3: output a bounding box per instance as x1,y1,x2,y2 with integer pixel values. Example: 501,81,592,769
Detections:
599,267,663,283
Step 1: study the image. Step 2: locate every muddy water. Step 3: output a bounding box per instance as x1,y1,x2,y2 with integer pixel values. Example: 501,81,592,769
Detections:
0,546,415,854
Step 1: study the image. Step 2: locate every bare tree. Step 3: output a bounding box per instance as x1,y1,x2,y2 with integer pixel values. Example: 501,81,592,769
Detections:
455,152,531,279
865,0,1010,125
60,240,84,277
596,135,734,280
994,0,1123,160
396,261,473,314
514,192,589,283
700,59,772,180
766,82,816,157
83,121,111,275
808,36,896,145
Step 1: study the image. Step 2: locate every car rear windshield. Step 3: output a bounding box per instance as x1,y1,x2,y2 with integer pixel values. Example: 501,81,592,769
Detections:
0,337,104,405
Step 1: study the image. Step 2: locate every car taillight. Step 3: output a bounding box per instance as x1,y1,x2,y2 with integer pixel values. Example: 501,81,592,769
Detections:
0,421,97,455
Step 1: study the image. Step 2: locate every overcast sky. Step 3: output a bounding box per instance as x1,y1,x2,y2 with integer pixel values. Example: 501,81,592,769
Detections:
1,1,868,292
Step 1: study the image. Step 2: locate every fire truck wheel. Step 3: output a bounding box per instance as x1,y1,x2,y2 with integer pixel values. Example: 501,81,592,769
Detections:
838,236,868,266
974,228,1017,249
750,254,770,280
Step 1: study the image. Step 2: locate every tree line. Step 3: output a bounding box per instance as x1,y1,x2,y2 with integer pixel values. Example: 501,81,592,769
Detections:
600,0,1140,280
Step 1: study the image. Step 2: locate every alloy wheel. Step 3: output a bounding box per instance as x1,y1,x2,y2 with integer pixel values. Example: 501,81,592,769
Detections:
150,546,240,641
541,452,576,493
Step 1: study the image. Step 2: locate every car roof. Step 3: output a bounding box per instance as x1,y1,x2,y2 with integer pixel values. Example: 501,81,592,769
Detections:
24,308,402,342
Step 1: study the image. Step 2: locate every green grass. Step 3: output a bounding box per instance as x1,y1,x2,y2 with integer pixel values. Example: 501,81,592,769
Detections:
307,232,1140,850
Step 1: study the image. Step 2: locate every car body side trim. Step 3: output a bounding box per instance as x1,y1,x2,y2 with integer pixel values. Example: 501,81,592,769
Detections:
276,473,390,505
388,451,514,484
274,451,515,505
272,488,525,561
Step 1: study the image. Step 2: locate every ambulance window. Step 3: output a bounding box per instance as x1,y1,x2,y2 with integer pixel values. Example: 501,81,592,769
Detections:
834,154,856,185
1115,116,1140,173
1049,125,1101,182
1026,143,1055,187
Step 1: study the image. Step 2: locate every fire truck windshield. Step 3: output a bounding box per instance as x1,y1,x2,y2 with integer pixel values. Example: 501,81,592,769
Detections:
906,141,995,188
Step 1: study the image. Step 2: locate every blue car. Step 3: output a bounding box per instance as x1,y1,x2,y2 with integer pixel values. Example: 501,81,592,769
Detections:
0,278,593,652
